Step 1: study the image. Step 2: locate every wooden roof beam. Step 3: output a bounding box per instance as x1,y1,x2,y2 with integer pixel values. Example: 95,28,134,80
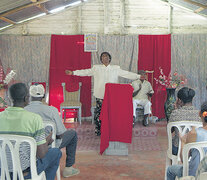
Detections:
30,0,49,14
194,2,207,13
195,7,204,13
0,0,51,17
182,0,207,9
0,17,16,24
36,4,50,14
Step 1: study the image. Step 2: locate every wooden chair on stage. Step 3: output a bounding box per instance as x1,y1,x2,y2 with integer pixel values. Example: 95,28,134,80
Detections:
60,82,82,125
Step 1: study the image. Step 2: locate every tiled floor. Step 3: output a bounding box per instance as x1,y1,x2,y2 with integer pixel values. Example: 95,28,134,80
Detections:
58,120,168,180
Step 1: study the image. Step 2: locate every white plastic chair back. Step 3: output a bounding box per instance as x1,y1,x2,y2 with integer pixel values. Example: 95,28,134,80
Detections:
167,121,203,165
182,141,207,177
0,134,46,180
176,172,207,180
43,121,61,180
199,172,207,180
165,121,202,180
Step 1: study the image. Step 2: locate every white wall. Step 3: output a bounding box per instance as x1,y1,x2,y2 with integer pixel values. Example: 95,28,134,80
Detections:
1,0,207,35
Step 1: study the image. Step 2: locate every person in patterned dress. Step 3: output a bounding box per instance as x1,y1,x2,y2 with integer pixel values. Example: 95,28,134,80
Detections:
169,87,201,155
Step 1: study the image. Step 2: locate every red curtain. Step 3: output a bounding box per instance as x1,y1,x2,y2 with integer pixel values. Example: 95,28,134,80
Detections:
49,35,91,117
138,35,171,119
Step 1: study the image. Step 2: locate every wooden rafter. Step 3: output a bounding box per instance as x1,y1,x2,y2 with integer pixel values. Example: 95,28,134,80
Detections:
30,0,49,14
36,4,49,14
195,7,204,13
194,2,207,13
182,0,207,9
0,17,16,24
0,0,51,17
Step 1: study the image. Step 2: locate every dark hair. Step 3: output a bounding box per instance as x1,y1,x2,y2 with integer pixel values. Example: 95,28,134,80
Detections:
177,87,195,104
100,52,111,63
9,83,28,102
138,70,146,75
201,101,207,122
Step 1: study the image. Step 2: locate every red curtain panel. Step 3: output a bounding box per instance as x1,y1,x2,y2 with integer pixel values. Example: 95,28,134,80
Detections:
138,34,171,119
49,35,91,117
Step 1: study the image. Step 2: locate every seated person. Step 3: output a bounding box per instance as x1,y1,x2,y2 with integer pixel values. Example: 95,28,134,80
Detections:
0,83,62,180
195,152,207,179
167,101,207,180
169,87,201,155
131,70,154,126
25,84,80,178
177,154,207,180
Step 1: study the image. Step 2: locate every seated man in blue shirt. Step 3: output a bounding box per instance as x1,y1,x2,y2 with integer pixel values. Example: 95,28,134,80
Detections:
25,84,79,178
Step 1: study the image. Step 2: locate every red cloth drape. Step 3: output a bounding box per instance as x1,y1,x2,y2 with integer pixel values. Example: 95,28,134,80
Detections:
49,35,91,117
138,35,171,119
100,83,133,154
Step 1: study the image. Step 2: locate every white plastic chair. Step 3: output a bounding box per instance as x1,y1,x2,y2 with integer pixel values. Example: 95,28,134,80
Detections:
43,121,61,180
182,141,207,177
0,134,46,180
199,172,207,180
165,121,203,180
177,171,207,180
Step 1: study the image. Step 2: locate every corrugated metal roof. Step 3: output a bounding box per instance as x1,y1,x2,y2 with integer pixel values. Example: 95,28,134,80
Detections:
0,0,207,32
0,0,30,13
5,6,42,22
170,0,201,9
44,0,76,10
0,0,84,30
0,19,10,27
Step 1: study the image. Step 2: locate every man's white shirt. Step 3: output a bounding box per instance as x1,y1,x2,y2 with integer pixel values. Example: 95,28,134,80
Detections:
132,80,154,100
73,64,140,99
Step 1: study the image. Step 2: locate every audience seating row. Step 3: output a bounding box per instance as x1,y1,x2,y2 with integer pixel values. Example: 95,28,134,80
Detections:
0,121,61,180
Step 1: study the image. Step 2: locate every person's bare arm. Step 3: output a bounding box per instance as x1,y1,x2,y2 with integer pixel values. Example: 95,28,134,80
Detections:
65,70,73,75
180,133,187,163
37,143,48,159
46,131,54,145
180,127,197,163
147,93,153,98
147,89,154,98
36,132,54,159
132,83,141,97
133,89,140,97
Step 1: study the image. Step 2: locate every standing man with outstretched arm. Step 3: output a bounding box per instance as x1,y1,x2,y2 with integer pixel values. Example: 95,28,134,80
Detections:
65,52,140,136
